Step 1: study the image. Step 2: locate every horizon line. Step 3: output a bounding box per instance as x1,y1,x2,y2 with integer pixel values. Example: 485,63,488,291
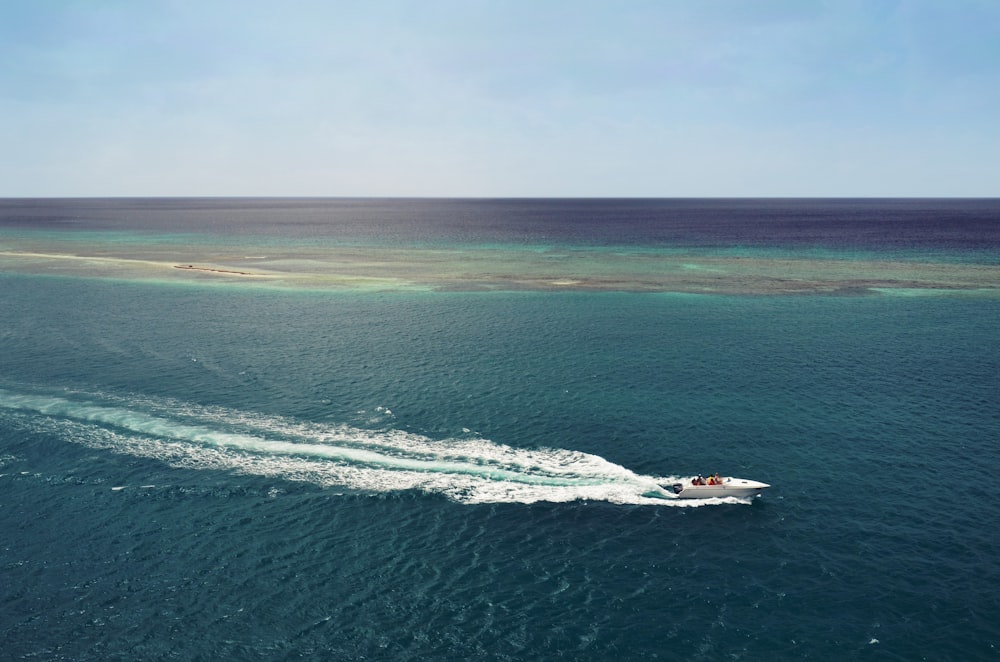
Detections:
2,195,999,201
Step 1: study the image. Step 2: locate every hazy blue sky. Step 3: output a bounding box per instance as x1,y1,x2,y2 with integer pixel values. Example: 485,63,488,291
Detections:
2,0,998,197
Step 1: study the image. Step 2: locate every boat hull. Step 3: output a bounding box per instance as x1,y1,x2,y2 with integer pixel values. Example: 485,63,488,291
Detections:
669,477,770,500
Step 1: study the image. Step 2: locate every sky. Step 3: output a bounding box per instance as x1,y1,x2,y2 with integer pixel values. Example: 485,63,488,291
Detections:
2,0,998,197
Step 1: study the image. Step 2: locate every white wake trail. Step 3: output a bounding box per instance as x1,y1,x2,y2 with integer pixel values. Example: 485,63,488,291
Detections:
0,389,739,506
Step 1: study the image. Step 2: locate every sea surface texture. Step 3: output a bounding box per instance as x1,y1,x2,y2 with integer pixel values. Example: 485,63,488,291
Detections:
1,198,999,660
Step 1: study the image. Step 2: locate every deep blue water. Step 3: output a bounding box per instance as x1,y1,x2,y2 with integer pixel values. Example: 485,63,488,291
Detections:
2,199,999,660
5,197,1000,253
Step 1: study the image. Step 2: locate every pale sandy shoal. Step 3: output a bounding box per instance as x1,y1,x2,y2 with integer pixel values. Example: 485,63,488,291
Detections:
2,249,999,296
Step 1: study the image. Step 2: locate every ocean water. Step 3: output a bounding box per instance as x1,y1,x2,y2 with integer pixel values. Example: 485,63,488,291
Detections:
1,199,999,660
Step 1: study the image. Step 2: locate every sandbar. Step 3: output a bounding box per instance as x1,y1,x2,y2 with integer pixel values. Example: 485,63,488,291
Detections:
2,246,999,296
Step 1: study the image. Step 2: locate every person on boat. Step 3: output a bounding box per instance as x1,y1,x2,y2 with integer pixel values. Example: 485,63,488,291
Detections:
713,472,723,485
693,475,705,486
707,474,718,485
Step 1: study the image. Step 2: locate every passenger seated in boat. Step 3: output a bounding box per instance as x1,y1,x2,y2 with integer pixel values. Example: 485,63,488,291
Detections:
693,475,705,486
712,472,723,485
707,474,717,485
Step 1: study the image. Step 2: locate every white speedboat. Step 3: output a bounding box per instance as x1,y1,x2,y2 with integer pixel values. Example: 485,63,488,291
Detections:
667,476,770,500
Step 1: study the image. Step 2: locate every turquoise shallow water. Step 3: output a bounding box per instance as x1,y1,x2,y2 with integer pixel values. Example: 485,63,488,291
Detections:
3,197,1000,295
2,199,1000,659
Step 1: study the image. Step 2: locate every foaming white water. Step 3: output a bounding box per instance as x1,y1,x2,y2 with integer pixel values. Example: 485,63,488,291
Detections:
0,388,744,506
